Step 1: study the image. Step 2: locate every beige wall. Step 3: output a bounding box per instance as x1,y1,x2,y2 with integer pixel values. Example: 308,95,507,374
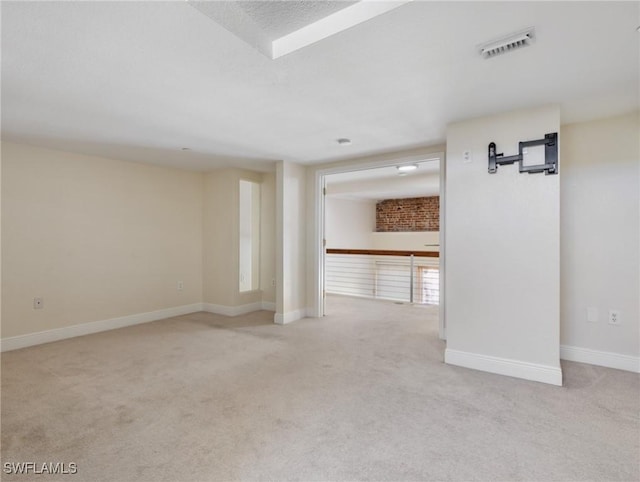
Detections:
3,111,636,370
560,111,639,357
1,142,204,338
1,145,2,333
260,172,276,304
203,169,238,306
203,168,274,308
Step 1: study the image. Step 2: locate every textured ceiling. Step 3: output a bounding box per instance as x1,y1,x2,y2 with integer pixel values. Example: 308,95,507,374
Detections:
188,0,407,59
237,1,358,39
1,1,638,171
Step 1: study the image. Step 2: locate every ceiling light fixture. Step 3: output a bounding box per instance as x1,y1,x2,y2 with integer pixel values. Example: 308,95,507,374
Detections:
397,164,418,172
337,138,352,146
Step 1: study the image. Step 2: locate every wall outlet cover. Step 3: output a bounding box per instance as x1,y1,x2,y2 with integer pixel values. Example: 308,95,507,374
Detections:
608,310,621,325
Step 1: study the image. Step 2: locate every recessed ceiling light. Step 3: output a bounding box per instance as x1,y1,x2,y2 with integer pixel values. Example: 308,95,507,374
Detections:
397,164,418,172
337,138,352,146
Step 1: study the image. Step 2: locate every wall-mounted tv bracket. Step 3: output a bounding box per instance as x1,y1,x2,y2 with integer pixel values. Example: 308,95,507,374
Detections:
488,132,558,175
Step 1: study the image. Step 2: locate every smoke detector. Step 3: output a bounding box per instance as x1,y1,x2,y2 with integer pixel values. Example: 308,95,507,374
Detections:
478,27,535,59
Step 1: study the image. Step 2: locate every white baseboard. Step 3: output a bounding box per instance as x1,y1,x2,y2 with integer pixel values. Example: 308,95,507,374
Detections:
445,348,563,386
274,308,308,325
560,345,640,373
1,300,278,352
203,301,275,317
0,303,204,352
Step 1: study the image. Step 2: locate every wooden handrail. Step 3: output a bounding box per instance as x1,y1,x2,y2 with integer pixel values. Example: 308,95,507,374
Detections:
326,248,439,258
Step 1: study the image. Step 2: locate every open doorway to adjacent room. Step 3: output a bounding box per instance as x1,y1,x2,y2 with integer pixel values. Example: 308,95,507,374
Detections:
317,156,445,339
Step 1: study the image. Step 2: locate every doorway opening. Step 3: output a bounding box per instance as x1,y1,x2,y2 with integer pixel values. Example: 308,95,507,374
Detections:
314,154,446,339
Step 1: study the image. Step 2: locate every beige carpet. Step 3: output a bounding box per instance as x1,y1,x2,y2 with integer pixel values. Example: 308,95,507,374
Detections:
1,295,639,481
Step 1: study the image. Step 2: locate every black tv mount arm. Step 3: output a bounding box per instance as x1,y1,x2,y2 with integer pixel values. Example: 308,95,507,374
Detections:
488,132,558,175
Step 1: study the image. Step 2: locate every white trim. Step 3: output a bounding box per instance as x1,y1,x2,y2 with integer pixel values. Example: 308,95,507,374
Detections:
1,300,280,352
312,168,325,318
203,301,275,317
0,303,204,352
272,0,414,59
274,308,308,325
438,154,446,341
560,345,640,373
445,348,563,386
204,302,266,317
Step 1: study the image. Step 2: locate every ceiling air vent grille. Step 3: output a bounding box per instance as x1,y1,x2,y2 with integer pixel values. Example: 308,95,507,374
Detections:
478,27,535,59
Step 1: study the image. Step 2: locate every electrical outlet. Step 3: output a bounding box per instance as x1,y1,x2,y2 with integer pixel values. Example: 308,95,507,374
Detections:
463,150,472,163
608,310,621,325
177,281,184,291
587,307,598,323
271,278,276,287
33,297,43,309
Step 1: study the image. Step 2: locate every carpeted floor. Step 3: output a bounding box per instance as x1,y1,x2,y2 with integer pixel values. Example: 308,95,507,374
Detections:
1,295,639,481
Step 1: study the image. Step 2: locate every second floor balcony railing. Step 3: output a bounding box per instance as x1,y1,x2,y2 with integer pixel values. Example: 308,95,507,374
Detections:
325,249,440,305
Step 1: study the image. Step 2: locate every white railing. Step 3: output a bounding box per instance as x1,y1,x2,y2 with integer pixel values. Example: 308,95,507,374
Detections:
325,249,439,305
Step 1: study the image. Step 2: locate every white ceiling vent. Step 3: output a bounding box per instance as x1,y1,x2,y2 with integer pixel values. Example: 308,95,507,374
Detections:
478,27,535,59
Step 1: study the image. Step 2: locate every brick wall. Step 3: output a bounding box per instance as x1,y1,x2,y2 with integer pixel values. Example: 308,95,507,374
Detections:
376,196,439,232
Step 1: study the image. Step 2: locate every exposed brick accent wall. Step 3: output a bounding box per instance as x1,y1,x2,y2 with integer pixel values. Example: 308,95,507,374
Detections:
376,196,439,232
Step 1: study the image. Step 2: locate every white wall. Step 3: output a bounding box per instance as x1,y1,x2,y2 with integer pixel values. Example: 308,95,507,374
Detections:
444,106,562,385
326,173,440,200
371,232,439,252
560,112,639,363
276,161,307,323
325,197,375,249
1,142,204,339
325,196,441,252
